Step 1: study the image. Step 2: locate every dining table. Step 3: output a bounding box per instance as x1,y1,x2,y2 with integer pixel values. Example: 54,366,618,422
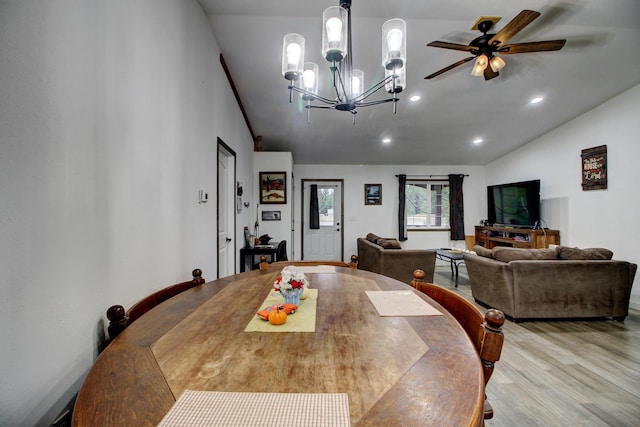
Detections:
73,266,484,426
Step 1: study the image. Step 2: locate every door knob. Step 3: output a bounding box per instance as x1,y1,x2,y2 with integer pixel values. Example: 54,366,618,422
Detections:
226,237,232,243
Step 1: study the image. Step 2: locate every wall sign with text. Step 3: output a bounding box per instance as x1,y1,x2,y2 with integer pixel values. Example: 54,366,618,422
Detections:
581,145,607,191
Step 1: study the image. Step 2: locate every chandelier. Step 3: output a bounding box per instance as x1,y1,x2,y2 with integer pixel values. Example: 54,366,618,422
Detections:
281,0,407,123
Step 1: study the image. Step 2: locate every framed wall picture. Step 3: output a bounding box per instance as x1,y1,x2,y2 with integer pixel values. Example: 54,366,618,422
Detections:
262,210,281,221
581,145,607,191
365,184,382,205
259,172,287,204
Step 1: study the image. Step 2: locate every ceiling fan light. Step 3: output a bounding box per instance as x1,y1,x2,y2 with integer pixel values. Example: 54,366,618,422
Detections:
382,19,407,70
282,33,305,81
322,6,348,62
471,54,488,76
489,55,506,72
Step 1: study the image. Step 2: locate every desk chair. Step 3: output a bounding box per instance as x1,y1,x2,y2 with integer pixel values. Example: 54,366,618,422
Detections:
276,240,288,261
410,269,505,421
106,268,205,341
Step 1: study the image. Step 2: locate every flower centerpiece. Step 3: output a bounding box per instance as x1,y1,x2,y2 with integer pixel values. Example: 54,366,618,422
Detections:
274,266,308,305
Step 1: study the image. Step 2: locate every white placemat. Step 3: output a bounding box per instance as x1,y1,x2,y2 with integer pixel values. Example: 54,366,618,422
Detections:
365,290,443,316
157,390,351,427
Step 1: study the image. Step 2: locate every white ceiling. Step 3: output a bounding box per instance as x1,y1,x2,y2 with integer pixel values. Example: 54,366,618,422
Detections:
198,0,640,165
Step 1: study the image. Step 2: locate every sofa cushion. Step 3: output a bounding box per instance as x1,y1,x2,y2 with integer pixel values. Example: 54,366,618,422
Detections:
377,238,402,249
493,247,558,263
473,245,494,259
557,246,613,260
366,233,381,243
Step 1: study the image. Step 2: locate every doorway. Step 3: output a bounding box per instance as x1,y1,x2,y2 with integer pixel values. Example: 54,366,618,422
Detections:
301,179,344,261
217,139,236,278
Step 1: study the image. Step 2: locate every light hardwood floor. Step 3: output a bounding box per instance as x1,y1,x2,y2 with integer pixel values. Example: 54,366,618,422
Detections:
431,260,640,427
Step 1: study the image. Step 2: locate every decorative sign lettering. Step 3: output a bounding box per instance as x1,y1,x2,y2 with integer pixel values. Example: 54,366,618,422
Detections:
581,145,607,191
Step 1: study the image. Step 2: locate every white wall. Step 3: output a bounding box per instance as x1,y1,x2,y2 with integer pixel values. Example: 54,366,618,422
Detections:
292,165,486,262
252,152,294,260
486,83,640,305
0,1,254,425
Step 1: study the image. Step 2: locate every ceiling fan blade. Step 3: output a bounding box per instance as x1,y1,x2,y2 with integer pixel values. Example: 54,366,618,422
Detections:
488,10,541,46
424,57,475,79
427,41,476,52
484,66,499,81
498,39,566,54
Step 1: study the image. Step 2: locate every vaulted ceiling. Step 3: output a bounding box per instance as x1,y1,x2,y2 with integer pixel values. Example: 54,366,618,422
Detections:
198,0,640,165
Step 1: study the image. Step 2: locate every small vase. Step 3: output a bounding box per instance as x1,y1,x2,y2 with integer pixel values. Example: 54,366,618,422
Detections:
280,288,303,306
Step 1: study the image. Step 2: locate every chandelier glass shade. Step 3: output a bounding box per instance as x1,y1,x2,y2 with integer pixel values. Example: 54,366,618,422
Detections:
281,0,406,122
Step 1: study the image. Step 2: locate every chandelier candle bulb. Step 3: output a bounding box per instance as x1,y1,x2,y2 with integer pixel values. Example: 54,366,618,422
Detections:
301,62,319,99
282,33,305,81
322,6,348,62
382,19,407,70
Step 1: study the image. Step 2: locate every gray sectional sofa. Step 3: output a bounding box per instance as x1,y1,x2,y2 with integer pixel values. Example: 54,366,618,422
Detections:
357,233,436,284
464,245,636,322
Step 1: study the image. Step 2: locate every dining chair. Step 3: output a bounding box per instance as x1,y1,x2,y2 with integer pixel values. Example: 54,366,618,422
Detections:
106,268,205,341
410,269,505,421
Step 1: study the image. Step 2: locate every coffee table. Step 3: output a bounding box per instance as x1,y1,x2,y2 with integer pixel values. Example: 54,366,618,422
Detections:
436,249,465,287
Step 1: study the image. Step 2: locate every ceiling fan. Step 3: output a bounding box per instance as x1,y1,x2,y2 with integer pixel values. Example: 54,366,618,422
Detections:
424,10,566,80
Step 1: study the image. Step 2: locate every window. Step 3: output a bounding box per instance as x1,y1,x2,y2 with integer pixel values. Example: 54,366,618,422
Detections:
318,187,335,227
406,180,449,229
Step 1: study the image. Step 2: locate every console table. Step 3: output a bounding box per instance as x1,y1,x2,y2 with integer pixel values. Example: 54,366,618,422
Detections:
239,245,277,272
475,225,560,249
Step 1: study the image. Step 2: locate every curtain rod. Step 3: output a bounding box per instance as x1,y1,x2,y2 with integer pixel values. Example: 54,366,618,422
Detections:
394,174,469,178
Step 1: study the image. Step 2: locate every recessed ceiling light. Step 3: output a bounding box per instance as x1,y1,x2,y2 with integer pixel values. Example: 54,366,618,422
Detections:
409,95,421,102
382,138,392,144
530,96,543,104
473,138,483,144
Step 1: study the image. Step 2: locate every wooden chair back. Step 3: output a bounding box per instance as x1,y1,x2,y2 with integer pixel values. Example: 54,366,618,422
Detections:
410,269,505,420
106,268,204,341
267,259,350,268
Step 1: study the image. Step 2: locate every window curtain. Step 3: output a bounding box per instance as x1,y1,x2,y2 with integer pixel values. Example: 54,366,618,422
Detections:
397,174,407,241
448,174,465,240
309,184,320,229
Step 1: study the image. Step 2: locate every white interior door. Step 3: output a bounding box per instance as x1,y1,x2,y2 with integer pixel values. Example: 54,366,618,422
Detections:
302,180,343,261
217,140,236,278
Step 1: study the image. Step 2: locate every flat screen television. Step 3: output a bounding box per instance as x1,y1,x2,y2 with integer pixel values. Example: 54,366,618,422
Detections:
487,179,540,228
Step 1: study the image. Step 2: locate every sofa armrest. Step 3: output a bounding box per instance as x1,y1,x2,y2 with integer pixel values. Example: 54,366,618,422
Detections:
357,238,382,274
463,254,515,316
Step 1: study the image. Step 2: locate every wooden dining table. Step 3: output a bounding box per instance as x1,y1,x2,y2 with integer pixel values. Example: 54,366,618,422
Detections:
73,266,484,426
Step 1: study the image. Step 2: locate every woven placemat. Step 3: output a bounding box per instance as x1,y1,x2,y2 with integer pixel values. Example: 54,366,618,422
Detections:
158,390,350,427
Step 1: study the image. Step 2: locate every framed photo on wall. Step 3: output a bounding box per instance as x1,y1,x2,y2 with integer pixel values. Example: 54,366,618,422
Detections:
365,184,382,205
259,172,287,204
581,145,607,191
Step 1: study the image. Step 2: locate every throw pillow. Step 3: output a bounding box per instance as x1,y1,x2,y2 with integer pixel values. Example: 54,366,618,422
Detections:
473,245,494,259
366,233,381,243
493,247,558,263
378,238,402,249
556,246,613,260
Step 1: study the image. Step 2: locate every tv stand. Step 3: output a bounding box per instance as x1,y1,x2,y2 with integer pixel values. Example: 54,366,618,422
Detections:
474,225,560,249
